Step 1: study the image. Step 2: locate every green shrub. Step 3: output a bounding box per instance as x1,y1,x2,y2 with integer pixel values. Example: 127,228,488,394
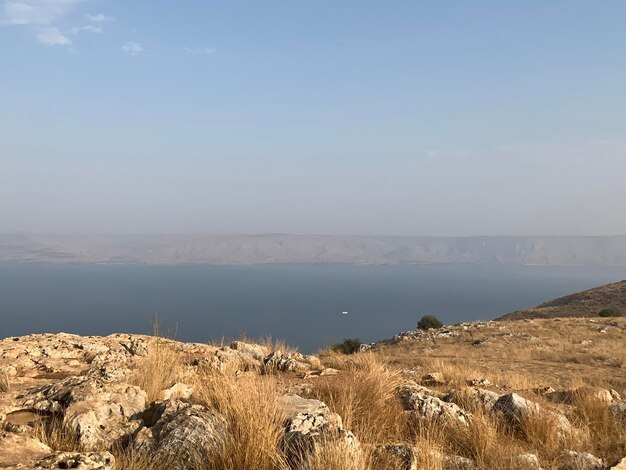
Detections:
599,308,621,318
417,314,443,330
332,338,361,355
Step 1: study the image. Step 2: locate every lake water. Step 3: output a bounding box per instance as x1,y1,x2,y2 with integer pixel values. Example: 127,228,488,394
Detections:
1,263,625,352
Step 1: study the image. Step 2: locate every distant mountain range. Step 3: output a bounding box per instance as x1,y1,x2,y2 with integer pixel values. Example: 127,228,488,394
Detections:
2,234,626,266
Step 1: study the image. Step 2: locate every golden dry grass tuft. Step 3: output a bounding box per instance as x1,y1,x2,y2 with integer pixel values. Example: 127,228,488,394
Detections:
129,328,186,403
0,369,9,393
192,368,289,470
300,439,367,470
311,352,406,445
33,415,83,452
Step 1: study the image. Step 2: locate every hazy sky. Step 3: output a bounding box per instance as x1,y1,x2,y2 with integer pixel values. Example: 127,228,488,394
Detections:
1,1,625,236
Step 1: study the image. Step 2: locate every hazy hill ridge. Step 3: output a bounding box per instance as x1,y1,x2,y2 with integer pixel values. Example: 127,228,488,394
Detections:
2,234,626,266
499,280,626,320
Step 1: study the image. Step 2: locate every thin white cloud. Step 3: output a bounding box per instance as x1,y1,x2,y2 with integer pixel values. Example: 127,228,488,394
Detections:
85,13,114,22
184,46,216,55
2,0,88,47
2,0,80,25
71,24,101,34
122,41,143,56
36,26,70,45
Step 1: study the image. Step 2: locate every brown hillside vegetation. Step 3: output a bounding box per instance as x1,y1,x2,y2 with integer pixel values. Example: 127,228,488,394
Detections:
499,280,626,320
1,316,626,469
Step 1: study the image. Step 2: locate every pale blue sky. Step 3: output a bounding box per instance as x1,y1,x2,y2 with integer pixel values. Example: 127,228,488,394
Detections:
1,1,625,235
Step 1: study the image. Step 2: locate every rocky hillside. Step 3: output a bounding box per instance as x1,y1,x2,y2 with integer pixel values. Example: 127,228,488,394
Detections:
499,280,626,320
1,318,626,469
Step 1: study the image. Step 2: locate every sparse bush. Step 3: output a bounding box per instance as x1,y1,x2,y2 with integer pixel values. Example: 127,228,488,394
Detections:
332,338,361,355
418,315,443,330
599,308,620,318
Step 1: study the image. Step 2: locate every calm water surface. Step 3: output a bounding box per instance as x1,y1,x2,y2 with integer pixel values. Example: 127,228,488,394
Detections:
1,263,625,352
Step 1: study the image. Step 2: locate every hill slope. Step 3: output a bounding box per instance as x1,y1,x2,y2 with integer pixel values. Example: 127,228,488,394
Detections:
499,280,626,320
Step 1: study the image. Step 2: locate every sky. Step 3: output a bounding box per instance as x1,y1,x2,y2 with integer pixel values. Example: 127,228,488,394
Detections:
1,1,625,236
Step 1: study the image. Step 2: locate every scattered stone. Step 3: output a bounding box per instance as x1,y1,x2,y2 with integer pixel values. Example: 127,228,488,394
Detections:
444,387,500,412
511,453,543,470
398,384,470,427
560,450,605,470
609,401,626,424
546,387,614,405
279,394,359,466
35,451,115,470
372,444,416,470
422,372,445,386
161,382,193,401
493,393,572,436
466,378,491,387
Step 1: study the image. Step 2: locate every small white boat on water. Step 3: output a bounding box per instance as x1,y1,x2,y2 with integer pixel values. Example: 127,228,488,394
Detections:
341,311,349,315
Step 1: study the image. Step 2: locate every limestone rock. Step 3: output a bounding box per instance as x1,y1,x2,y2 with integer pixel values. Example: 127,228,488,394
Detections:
22,377,146,450
35,452,115,470
440,453,475,470
398,384,470,427
0,432,52,468
444,387,500,412
546,387,614,405
372,444,417,470
511,453,543,470
264,350,310,374
229,340,268,360
422,372,445,386
279,394,358,466
610,401,626,424
133,400,224,470
493,393,571,436
560,450,605,470
161,382,193,401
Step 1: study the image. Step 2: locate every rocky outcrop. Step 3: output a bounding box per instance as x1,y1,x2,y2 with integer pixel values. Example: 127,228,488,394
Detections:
560,450,605,470
398,384,470,427
279,394,359,466
34,452,115,470
132,400,225,470
0,432,52,468
22,376,146,450
493,393,572,436
444,387,501,412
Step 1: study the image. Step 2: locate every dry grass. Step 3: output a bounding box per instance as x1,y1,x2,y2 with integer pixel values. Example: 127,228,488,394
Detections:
129,332,186,403
300,439,366,470
33,415,83,452
0,369,9,393
568,394,626,464
112,448,160,470
311,352,406,445
192,367,289,470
